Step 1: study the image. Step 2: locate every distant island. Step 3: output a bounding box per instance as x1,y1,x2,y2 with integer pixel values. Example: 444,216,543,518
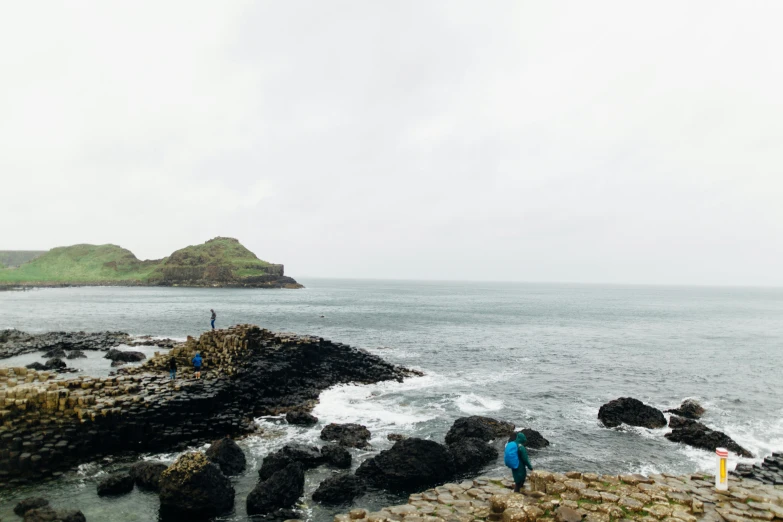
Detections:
0,237,302,289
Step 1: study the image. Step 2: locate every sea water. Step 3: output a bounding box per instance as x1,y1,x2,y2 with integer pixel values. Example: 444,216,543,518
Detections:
1,280,782,521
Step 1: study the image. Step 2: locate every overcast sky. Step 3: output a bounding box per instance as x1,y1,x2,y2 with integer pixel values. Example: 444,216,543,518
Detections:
1,1,782,285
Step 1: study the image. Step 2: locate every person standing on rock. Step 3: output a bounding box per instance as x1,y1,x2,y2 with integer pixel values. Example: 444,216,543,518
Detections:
210,309,216,330
169,357,177,380
192,352,203,379
504,432,533,493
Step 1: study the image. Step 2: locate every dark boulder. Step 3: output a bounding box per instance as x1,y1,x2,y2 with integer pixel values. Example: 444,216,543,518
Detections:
665,418,753,458
130,460,168,491
42,347,67,359
444,416,515,444
321,443,352,468
286,411,318,426
97,472,134,496
320,423,371,448
312,474,366,504
668,415,692,429
25,362,47,371
355,438,456,492
247,462,305,516
666,399,705,419
598,397,666,429
205,437,246,475
14,497,49,516
104,348,146,362
44,358,67,371
520,428,550,449
23,508,86,522
110,360,127,367
387,433,407,442
448,437,498,474
66,350,87,359
258,444,324,480
159,452,235,518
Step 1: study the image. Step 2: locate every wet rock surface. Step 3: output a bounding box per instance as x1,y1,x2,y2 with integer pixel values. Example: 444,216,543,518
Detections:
665,417,753,457
23,507,86,522
598,397,667,428
96,472,134,496
356,437,457,492
666,399,706,419
259,444,324,480
0,325,417,486
130,460,168,491
104,348,146,362
445,416,516,444
286,410,318,425
520,428,551,449
205,436,246,475
448,436,498,473
312,473,366,504
321,423,372,448
322,443,352,468
0,329,133,358
159,452,235,518
65,350,86,359
14,497,50,516
247,461,305,515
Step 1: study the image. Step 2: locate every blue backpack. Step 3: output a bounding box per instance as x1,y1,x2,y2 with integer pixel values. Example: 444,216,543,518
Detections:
504,441,520,469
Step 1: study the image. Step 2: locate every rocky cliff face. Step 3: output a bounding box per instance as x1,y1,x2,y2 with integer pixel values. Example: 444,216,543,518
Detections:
0,325,418,487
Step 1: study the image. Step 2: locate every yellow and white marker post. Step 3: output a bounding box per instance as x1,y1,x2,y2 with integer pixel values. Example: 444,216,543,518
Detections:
716,447,729,490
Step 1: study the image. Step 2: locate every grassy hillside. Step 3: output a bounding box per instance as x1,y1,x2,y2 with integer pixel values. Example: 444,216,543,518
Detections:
0,237,296,287
0,244,159,283
0,250,47,268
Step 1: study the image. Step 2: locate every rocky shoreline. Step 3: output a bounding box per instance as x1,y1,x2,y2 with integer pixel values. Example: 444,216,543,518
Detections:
0,275,303,290
0,325,418,488
333,469,783,522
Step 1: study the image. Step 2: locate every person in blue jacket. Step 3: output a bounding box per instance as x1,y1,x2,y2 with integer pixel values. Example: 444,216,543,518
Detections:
192,352,203,379
506,432,534,492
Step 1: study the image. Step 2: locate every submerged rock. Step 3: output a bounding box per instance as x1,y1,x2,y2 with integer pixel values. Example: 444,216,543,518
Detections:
25,362,47,371
247,462,305,515
448,437,498,473
97,472,134,496
312,474,366,504
104,349,146,362
356,438,456,491
158,452,235,518
130,460,168,491
66,350,87,359
666,399,705,419
23,507,86,522
258,444,324,480
444,416,515,444
14,497,50,516
520,428,551,449
321,443,352,468
320,423,371,448
598,397,666,429
205,436,246,475
387,433,407,442
665,417,753,458
286,411,318,425
42,347,67,359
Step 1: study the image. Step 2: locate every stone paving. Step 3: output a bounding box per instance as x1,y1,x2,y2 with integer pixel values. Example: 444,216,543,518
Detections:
335,470,783,522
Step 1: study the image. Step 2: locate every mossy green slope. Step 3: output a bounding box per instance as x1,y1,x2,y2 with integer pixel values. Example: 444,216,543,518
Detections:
0,237,299,288
0,244,159,283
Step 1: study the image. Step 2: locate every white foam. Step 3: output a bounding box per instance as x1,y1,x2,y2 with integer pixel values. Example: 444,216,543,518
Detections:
454,393,504,414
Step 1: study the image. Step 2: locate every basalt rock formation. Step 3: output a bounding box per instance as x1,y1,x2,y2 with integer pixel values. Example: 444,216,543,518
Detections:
322,443,352,468
247,461,305,516
666,399,706,419
0,324,418,487
159,452,234,518
286,410,319,426
0,329,133,359
734,452,783,485
355,438,457,492
598,397,667,429
321,423,372,448
444,416,516,444
259,444,324,480
665,416,753,458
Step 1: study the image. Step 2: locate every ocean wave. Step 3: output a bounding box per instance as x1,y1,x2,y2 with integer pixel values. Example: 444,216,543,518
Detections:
453,393,504,414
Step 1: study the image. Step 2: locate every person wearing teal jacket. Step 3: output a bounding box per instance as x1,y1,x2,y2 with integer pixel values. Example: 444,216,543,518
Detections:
511,432,533,492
